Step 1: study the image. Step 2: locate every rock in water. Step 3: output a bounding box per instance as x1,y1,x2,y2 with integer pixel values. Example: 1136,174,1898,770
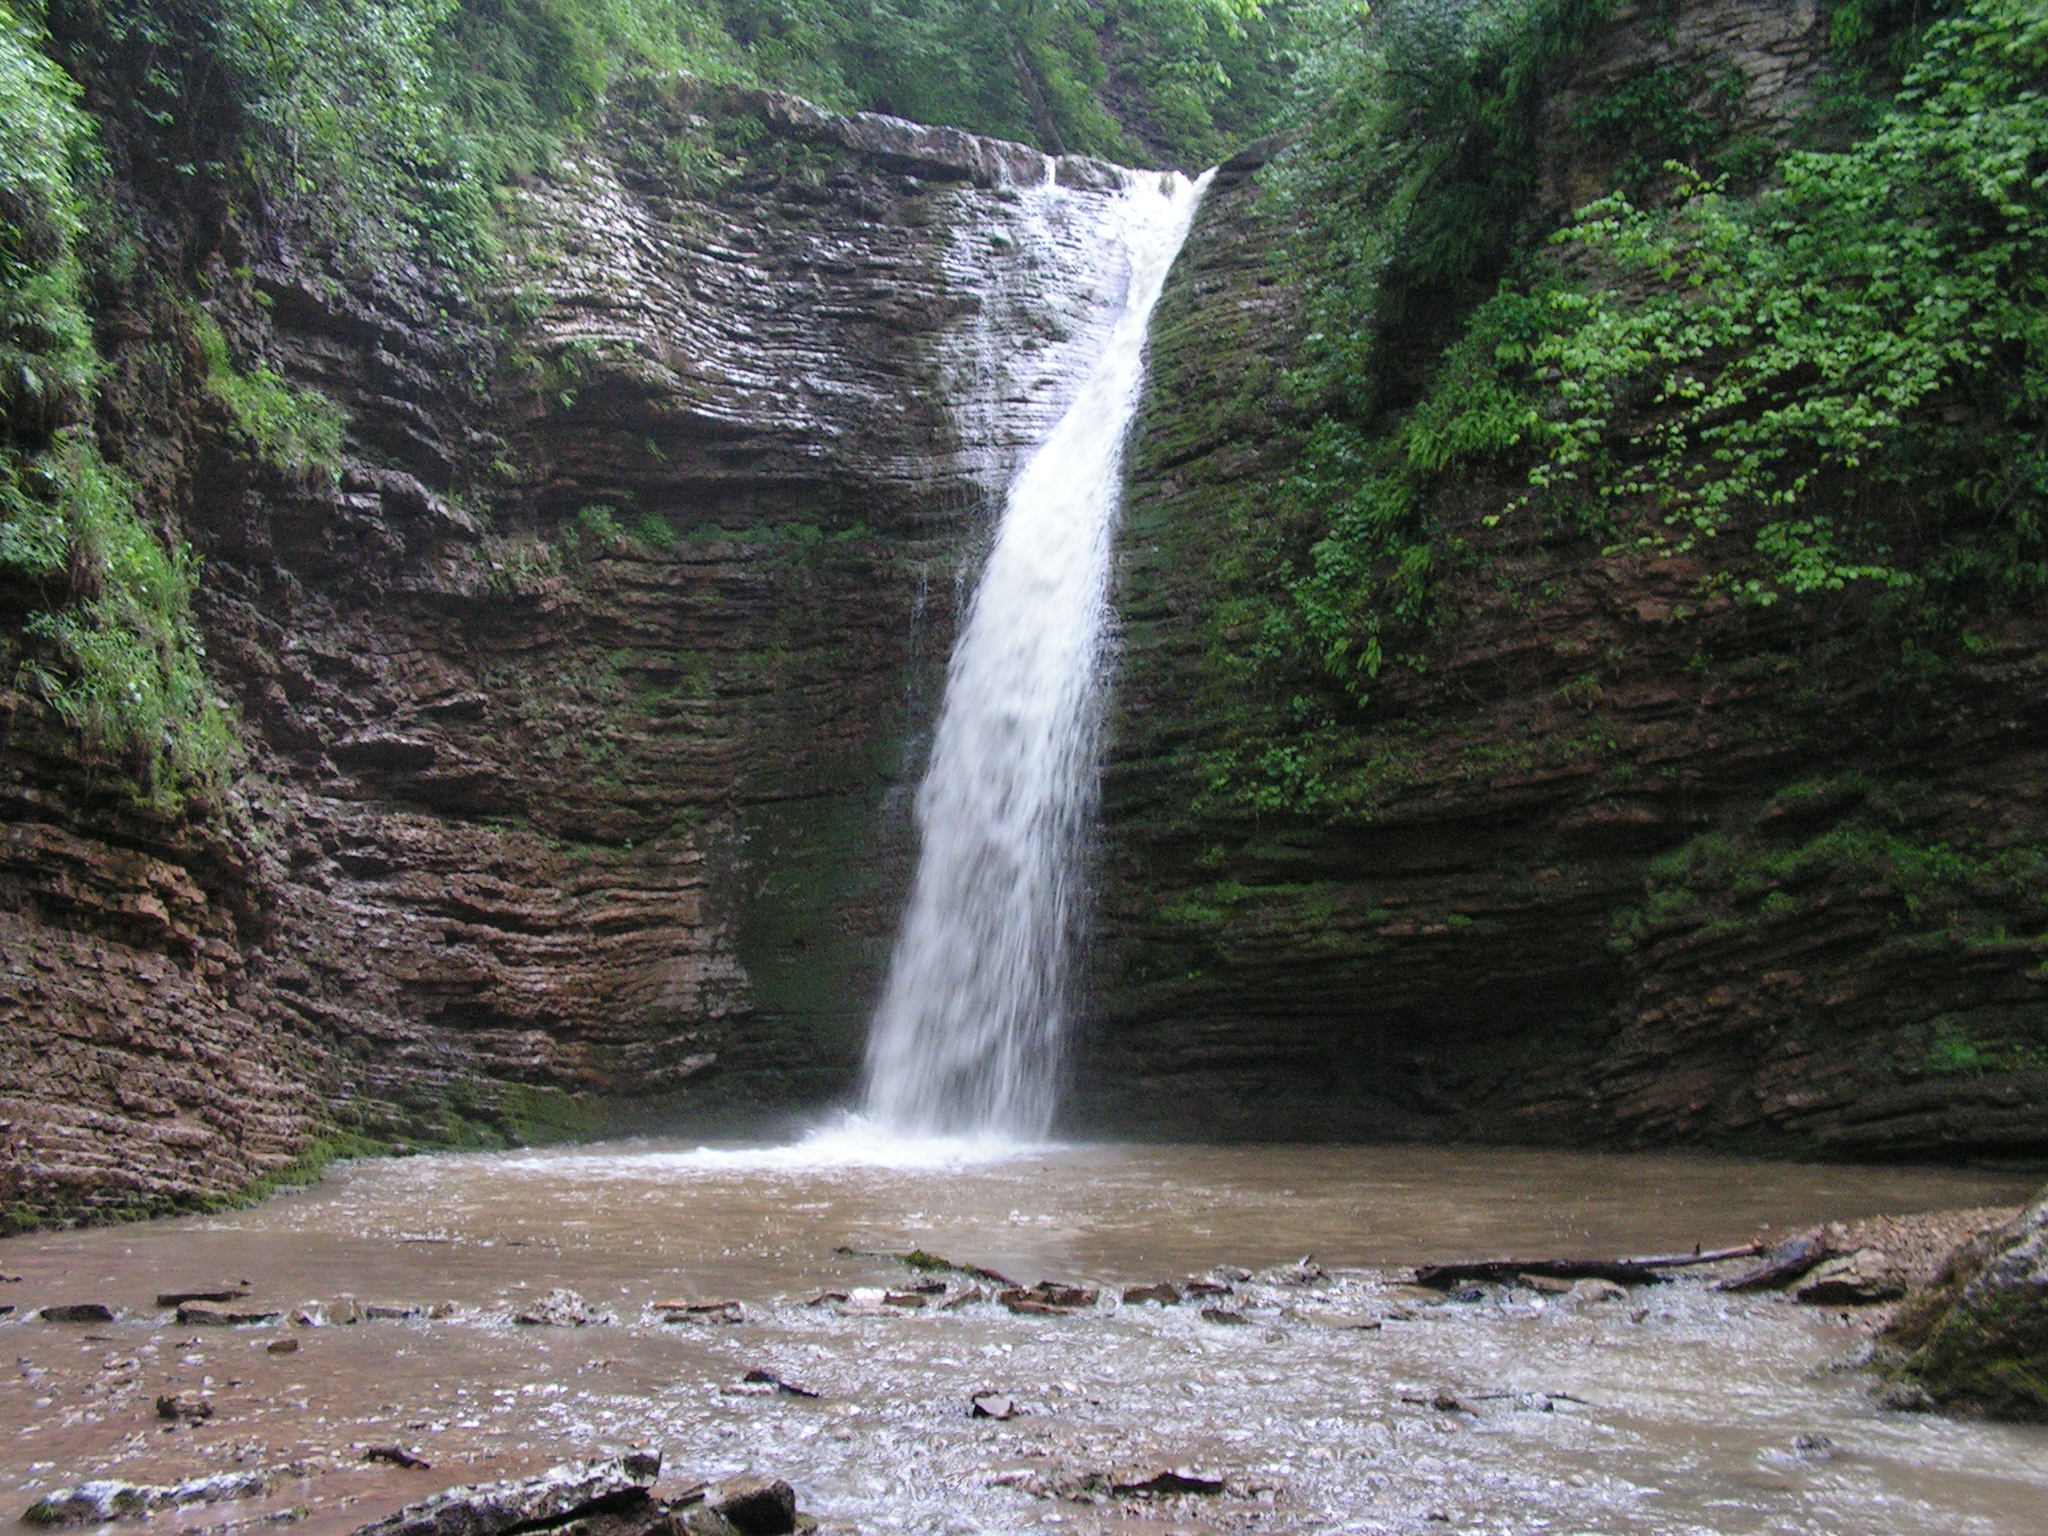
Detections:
178,1301,283,1326
514,1288,608,1327
1120,1283,1182,1306
998,1282,1098,1315
349,1453,660,1536
37,1304,115,1324
155,1286,250,1308
154,1393,213,1423
1884,1183,2048,1420
705,1477,797,1536
24,1472,274,1525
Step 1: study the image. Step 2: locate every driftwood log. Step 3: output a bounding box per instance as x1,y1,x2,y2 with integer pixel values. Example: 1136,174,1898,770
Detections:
1413,1244,1763,1290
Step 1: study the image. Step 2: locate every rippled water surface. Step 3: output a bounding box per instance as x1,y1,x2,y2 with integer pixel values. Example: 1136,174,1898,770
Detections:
3,1136,2043,1536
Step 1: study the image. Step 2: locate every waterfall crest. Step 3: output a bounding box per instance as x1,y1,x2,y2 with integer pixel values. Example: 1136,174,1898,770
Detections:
861,168,1211,1139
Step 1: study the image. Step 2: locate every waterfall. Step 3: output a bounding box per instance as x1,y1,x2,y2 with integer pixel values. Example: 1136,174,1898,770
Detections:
861,167,1211,1140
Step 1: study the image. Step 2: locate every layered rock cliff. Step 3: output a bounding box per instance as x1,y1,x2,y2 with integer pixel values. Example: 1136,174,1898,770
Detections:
0,73,1144,1225
1082,0,2048,1159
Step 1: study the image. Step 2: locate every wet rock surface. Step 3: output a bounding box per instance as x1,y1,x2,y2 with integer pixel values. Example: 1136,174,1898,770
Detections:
1085,1,2048,1159
351,1453,661,1536
0,77,1143,1223
1885,1183,2048,1420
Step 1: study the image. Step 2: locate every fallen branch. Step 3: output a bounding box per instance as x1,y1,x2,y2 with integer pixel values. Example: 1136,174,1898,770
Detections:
1412,1244,1760,1290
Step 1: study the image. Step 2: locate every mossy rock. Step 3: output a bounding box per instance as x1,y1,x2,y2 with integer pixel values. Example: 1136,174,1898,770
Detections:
1887,1183,2048,1421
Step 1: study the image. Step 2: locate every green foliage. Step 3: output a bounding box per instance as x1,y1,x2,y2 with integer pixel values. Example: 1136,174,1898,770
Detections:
1259,0,2048,730
1,5,233,807
192,310,346,480
1462,0,2048,600
4,433,236,804
1,0,99,441
1570,60,1731,193
1610,780,2048,955
49,0,1300,298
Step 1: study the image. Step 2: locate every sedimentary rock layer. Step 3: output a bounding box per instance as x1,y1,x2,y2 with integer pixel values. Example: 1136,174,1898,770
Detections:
1083,3,2048,1156
0,81,1136,1223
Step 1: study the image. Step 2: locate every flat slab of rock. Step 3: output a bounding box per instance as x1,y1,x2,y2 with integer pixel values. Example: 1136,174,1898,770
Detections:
24,1470,274,1525
178,1301,283,1326
350,1452,660,1536
655,1299,744,1325
37,1304,115,1324
1111,1468,1226,1497
156,1286,250,1308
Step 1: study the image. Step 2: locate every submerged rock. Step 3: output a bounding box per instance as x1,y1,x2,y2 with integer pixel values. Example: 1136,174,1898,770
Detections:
156,1286,250,1308
741,1369,820,1399
154,1392,214,1423
1110,1469,1226,1497
363,1302,454,1321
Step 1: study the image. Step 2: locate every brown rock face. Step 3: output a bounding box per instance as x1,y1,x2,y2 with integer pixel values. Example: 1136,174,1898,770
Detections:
0,82,1142,1226
1080,18,2048,1157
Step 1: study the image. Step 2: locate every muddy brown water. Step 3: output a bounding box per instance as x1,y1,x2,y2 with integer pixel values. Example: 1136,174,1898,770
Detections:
3,1137,2044,1536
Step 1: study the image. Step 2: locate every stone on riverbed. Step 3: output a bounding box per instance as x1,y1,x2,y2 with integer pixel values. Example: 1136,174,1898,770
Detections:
1796,1250,1907,1305
37,1304,115,1324
154,1392,213,1423
24,1471,275,1525
656,1299,745,1325
515,1288,610,1327
998,1283,1097,1315
1120,1282,1181,1306
349,1452,661,1536
704,1476,797,1536
178,1301,283,1326
156,1286,249,1308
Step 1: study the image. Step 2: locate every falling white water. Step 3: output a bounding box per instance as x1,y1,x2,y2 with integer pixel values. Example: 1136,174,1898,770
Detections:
862,167,1212,1139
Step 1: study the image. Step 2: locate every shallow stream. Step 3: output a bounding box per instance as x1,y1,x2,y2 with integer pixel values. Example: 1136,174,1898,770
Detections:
3,1137,2044,1536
